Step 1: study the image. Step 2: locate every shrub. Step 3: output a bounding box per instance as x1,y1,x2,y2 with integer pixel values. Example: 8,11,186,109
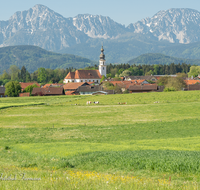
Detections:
164,87,176,92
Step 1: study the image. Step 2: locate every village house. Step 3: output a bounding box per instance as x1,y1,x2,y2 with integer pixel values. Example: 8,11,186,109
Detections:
19,92,30,97
78,85,114,95
0,86,5,97
42,83,64,88
187,83,200,91
32,87,65,96
63,82,90,95
124,75,158,82
105,80,150,93
19,82,40,92
78,86,104,95
129,84,158,93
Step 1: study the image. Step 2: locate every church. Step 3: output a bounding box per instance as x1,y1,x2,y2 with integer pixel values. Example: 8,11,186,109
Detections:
63,46,106,83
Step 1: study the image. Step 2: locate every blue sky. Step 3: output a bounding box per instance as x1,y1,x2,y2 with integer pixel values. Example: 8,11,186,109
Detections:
1,0,200,26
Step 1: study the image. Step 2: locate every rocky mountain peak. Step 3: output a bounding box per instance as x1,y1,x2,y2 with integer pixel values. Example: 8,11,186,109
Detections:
128,8,200,44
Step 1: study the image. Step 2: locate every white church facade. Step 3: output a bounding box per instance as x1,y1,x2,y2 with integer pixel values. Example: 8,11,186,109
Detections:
63,46,106,83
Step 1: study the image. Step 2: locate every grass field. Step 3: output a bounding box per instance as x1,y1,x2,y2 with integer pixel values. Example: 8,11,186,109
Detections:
1,91,200,189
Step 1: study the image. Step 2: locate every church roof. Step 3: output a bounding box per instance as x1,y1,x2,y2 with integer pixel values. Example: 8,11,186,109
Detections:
65,70,102,80
64,72,75,79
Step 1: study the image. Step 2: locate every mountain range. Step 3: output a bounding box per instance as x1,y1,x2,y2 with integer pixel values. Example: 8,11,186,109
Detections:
1,4,200,63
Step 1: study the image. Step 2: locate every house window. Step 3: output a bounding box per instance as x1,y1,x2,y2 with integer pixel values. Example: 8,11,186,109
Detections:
72,80,74,82
85,80,87,82
89,80,91,82
93,80,95,82
96,80,98,82
68,80,70,83
81,80,83,82
103,67,104,70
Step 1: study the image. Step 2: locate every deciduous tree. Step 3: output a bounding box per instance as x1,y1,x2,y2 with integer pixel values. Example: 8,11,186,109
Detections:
5,81,21,97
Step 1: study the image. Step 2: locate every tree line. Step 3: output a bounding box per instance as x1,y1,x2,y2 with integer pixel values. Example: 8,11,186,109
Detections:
0,63,193,85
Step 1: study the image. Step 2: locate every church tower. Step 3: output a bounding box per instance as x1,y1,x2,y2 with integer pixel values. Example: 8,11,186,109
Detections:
99,46,106,77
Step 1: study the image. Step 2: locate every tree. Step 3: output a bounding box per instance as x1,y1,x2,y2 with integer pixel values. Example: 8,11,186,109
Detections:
165,77,186,91
119,70,132,77
102,82,114,90
110,68,118,77
176,72,188,78
153,65,159,75
37,68,47,83
188,66,200,78
20,66,27,82
5,81,21,97
100,75,106,83
23,84,39,94
26,72,31,82
8,65,20,81
1,70,11,80
157,76,170,86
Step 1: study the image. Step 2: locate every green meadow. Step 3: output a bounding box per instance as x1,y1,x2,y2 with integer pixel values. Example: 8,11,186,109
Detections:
1,91,200,189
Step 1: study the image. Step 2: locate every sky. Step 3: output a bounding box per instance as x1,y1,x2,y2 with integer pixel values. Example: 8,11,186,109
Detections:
1,0,200,26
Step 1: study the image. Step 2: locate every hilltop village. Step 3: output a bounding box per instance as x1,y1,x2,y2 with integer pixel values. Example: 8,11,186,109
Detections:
0,46,200,97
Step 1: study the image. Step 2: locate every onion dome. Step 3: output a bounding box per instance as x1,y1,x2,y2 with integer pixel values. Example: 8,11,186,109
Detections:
100,46,105,60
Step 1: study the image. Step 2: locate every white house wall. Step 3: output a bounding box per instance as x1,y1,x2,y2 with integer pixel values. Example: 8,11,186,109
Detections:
63,78,100,83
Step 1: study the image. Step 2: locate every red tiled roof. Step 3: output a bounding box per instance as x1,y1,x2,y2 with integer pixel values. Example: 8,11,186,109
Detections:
64,70,102,80
63,82,88,90
19,92,30,97
20,82,40,90
129,84,158,91
65,91,75,95
42,83,63,88
108,81,123,86
42,84,51,88
64,72,75,79
87,82,95,84
32,87,64,96
155,76,161,80
184,80,200,85
130,79,146,84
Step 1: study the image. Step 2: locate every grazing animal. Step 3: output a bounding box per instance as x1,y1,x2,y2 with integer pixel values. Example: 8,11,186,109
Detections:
118,102,127,104
86,101,92,105
94,101,99,104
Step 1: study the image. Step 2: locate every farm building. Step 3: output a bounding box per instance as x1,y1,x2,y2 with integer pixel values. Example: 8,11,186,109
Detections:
0,86,5,97
20,82,40,92
32,87,65,96
129,84,158,93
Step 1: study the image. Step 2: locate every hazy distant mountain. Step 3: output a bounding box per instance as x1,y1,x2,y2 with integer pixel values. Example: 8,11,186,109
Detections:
1,5,200,63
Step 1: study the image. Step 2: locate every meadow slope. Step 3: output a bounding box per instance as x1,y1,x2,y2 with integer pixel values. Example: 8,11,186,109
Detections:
0,91,200,189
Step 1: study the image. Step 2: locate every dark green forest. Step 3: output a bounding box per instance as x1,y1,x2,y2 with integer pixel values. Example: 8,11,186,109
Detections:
128,53,200,65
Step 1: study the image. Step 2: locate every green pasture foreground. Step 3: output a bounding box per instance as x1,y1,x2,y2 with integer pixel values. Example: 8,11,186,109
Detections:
1,91,200,189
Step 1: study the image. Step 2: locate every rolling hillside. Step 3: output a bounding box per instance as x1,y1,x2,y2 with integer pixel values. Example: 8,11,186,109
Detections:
0,45,97,73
